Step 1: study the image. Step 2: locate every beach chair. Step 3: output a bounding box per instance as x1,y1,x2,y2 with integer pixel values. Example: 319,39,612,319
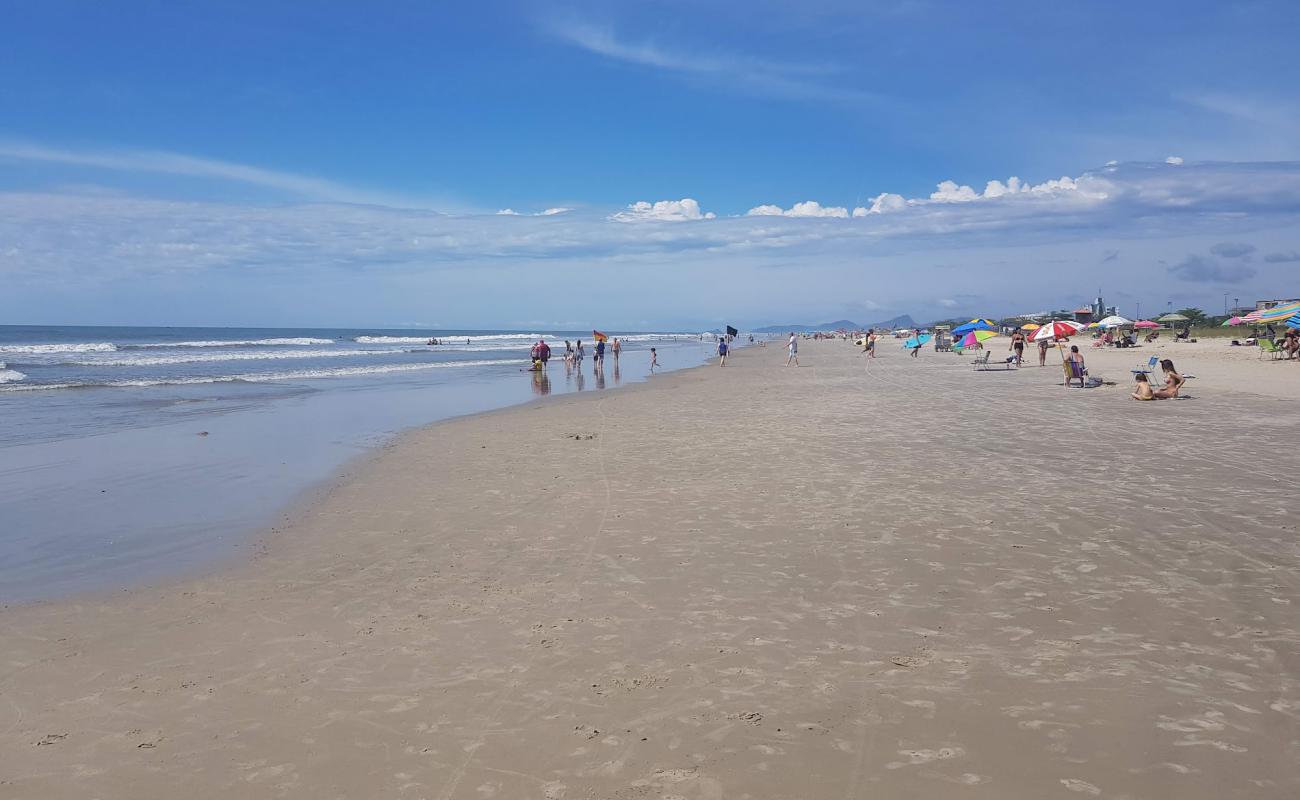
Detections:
1132,356,1158,378
1259,339,1283,360
972,352,990,369
1063,360,1086,387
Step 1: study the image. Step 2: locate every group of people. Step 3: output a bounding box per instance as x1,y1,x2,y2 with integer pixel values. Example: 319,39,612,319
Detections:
1132,359,1186,401
527,337,659,373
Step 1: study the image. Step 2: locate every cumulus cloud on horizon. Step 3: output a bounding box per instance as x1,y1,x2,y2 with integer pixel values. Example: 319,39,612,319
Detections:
3,159,1299,326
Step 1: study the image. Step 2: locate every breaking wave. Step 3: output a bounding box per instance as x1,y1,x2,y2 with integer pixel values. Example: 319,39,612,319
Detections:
0,359,526,392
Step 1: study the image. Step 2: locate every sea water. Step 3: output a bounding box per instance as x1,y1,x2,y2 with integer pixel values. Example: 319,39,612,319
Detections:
0,325,723,603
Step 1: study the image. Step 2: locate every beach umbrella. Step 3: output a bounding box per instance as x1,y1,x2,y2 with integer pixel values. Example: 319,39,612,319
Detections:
1020,323,1042,331
951,319,997,335
1134,320,1160,329
1221,316,1244,326
1157,313,1189,324
1096,315,1134,328
1287,313,1300,329
1252,301,1300,324
1029,320,1084,341
958,330,999,348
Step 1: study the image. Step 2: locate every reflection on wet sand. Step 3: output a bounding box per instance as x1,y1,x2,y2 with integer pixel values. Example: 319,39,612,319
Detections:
531,370,550,396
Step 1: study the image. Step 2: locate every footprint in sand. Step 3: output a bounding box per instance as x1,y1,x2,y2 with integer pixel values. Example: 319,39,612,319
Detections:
1060,778,1101,795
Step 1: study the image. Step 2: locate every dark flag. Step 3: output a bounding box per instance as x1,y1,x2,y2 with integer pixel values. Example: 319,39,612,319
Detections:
726,325,739,337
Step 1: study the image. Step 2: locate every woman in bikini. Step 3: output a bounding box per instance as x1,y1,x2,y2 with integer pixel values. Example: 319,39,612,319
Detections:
1155,359,1185,398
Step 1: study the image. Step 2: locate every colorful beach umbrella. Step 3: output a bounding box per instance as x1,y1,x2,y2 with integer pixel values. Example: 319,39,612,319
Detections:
952,319,997,335
1287,313,1300,329
1134,320,1160,329
1020,323,1042,331
1252,301,1300,324
959,330,999,348
1221,316,1244,326
1029,320,1084,341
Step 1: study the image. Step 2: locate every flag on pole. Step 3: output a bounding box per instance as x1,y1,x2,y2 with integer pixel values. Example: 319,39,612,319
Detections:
592,330,609,343
726,325,739,337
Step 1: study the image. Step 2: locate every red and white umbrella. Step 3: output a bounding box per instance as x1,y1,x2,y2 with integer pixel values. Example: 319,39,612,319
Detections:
1029,320,1084,341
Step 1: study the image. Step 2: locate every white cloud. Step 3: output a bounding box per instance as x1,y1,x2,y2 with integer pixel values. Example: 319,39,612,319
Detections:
745,200,849,218
544,20,873,105
938,298,959,308
539,207,573,216
1166,156,1185,165
611,198,715,222
865,193,907,214
0,140,421,207
496,208,519,215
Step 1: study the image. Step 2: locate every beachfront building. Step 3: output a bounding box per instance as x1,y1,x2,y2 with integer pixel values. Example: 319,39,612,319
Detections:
1254,298,1300,310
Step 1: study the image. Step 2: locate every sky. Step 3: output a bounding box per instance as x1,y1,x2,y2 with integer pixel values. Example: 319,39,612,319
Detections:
2,0,1299,329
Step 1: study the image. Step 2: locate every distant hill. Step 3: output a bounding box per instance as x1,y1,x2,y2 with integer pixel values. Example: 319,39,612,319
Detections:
752,313,917,334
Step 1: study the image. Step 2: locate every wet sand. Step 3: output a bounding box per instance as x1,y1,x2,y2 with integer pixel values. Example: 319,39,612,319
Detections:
2,339,1298,798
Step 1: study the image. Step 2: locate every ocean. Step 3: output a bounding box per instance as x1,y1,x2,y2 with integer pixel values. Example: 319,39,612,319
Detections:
0,325,724,603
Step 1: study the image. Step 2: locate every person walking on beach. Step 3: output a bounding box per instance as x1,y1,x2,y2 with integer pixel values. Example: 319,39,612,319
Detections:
563,339,574,366
1009,329,1026,366
786,333,799,366
612,338,621,361
574,339,585,366
717,337,729,367
867,329,878,358
594,338,605,367
536,338,551,366
1037,336,1050,366
649,347,659,372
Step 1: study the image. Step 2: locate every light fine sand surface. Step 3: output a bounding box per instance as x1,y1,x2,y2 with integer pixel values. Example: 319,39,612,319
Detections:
2,339,1298,799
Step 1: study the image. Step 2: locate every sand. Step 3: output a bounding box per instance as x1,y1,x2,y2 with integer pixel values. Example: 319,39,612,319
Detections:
2,339,1297,799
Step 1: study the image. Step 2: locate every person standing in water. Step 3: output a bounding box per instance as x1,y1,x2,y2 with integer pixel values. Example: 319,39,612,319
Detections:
574,339,585,366
612,338,621,361
649,347,660,372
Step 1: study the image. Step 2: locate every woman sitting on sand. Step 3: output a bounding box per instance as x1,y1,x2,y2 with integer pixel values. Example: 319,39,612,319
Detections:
1158,359,1185,398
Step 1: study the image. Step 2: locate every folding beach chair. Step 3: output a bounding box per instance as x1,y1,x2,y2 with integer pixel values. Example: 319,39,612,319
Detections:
1063,360,1087,388
972,352,991,369
1132,356,1158,378
1259,339,1283,360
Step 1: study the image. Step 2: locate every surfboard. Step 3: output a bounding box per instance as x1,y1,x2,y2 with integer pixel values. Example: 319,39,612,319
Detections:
902,334,933,348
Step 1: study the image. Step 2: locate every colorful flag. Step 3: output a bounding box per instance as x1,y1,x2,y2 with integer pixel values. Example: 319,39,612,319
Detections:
592,330,609,343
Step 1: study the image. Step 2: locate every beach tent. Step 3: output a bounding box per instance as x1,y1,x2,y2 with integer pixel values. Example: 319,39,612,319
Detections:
1096,315,1134,328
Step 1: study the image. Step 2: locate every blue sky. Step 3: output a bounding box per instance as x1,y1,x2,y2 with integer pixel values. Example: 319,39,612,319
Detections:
2,1,1299,328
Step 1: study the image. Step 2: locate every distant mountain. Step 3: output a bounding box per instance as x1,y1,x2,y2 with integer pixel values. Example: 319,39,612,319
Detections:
751,313,917,334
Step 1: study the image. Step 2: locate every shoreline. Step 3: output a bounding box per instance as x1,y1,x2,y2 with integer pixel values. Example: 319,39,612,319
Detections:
2,339,1296,799
0,337,724,606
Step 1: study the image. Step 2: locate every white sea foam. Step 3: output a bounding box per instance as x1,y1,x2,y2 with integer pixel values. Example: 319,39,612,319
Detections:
130,337,335,348
0,359,526,392
0,368,26,383
355,333,544,344
0,342,117,354
69,348,411,366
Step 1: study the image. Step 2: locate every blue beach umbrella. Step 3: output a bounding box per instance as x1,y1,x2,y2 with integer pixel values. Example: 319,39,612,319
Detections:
951,319,998,335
